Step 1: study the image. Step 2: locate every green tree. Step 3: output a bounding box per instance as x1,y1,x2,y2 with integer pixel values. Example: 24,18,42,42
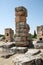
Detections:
14,34,16,38
33,30,37,38
0,34,4,37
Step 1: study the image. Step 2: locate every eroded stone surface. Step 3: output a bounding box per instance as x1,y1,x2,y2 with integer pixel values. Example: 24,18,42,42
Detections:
13,49,43,65
15,6,33,47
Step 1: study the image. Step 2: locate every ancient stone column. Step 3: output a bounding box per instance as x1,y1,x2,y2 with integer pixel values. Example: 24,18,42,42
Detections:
5,28,14,42
37,26,43,41
15,6,30,47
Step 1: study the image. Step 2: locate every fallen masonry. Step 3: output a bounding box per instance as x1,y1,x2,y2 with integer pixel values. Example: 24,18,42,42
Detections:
0,46,28,54
11,47,28,53
16,47,28,53
34,42,43,49
25,49,41,55
13,49,43,65
1,52,14,58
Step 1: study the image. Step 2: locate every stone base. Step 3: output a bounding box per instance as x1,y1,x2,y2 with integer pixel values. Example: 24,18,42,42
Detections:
34,40,43,49
37,40,43,43
16,47,28,53
11,47,28,53
15,41,29,47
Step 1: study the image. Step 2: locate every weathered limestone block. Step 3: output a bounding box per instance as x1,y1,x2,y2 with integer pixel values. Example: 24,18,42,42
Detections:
25,49,41,55
15,11,27,16
34,42,43,49
16,22,26,26
16,23,30,30
16,26,26,30
15,16,26,22
15,41,29,47
16,47,28,53
15,37,27,42
16,29,28,33
10,47,17,53
16,32,29,37
16,24,30,33
15,6,27,16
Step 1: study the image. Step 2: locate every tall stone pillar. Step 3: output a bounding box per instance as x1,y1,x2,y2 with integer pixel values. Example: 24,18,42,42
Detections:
15,6,30,47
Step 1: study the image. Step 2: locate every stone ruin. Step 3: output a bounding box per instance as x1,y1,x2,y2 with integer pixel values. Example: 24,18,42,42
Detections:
0,6,34,55
37,25,43,41
15,6,34,47
0,6,34,56
34,25,43,49
0,6,43,65
5,28,14,42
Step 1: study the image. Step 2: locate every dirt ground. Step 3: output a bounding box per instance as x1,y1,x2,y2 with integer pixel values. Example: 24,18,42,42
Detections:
0,52,14,65
0,53,20,65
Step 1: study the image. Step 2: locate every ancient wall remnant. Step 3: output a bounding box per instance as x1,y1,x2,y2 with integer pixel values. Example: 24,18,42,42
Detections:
37,25,43,41
5,28,14,42
15,6,33,47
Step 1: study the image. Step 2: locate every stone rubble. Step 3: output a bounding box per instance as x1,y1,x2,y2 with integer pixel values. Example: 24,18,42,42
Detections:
13,49,43,65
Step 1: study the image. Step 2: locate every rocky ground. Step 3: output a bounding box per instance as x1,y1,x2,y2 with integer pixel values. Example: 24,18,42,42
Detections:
0,41,43,65
0,49,43,65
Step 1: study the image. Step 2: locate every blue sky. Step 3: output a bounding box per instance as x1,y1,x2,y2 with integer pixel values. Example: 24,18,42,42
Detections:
0,0,43,34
